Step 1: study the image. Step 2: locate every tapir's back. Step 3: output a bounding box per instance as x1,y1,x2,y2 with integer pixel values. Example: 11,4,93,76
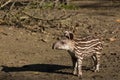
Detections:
73,36,103,58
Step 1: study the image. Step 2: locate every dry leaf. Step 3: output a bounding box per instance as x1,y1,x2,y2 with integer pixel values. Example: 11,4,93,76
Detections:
116,19,120,23
0,19,5,24
32,72,39,75
109,37,116,42
0,28,4,32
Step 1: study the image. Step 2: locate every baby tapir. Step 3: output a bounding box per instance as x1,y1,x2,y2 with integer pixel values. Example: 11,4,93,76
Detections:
52,31,103,77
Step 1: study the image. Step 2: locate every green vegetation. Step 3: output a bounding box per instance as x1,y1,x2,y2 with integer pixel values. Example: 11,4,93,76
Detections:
59,4,78,10
25,2,79,10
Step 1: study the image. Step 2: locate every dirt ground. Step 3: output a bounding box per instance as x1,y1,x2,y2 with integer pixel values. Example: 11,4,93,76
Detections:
0,1,120,80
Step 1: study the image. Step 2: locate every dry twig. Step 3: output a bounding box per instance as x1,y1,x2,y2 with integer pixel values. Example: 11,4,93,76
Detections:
0,0,12,9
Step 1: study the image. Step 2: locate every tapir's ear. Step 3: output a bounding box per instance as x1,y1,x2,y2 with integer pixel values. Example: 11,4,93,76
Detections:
64,31,74,40
69,32,74,40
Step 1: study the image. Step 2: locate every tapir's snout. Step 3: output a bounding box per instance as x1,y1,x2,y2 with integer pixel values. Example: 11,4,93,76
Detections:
52,41,61,50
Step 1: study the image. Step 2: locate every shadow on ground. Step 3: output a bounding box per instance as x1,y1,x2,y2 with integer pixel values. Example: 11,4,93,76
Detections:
1,64,72,75
1,64,91,75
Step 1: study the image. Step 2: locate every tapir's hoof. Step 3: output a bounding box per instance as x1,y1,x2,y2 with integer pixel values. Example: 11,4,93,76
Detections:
78,74,82,79
73,72,77,75
94,69,99,72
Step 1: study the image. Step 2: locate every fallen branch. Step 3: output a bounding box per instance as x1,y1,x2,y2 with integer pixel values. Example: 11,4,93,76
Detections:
52,12,79,21
22,11,46,21
22,11,79,22
0,0,12,9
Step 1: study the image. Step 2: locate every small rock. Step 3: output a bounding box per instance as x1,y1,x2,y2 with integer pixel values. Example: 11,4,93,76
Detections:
0,66,3,71
41,39,48,42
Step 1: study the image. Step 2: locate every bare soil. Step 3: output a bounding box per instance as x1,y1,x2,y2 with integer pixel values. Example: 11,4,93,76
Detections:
0,1,120,80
